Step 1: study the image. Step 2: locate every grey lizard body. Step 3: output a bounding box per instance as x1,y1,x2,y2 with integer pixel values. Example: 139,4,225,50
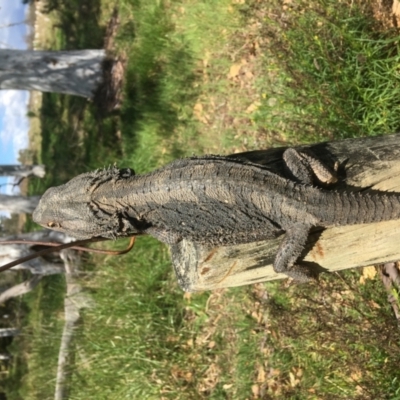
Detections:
33,149,400,281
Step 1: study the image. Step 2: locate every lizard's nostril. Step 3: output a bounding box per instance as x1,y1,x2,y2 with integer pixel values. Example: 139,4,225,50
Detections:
47,222,60,228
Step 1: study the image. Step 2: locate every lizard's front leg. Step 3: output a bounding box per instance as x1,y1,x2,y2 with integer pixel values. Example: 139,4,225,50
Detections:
283,148,338,185
273,224,316,281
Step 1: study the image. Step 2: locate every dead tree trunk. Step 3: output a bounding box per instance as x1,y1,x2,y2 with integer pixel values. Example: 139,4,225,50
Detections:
0,165,45,178
54,251,92,400
0,194,41,214
0,275,43,305
170,133,400,291
0,231,76,304
0,49,105,98
0,328,19,337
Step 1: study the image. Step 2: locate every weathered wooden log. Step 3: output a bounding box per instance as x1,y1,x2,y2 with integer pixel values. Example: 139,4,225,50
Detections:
170,134,400,291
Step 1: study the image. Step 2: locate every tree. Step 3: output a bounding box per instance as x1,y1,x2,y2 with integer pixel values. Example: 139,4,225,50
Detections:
0,165,44,215
0,194,40,214
0,230,75,305
0,328,19,338
0,165,45,179
0,49,106,98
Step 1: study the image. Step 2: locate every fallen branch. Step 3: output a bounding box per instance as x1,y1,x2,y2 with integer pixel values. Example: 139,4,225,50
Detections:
54,250,93,400
0,275,43,304
0,237,136,255
0,236,136,273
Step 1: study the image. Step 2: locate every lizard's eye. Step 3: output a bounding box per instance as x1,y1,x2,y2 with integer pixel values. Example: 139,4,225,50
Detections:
47,222,60,228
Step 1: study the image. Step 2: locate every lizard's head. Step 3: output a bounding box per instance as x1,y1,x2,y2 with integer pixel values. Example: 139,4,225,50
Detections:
33,172,104,239
33,168,136,240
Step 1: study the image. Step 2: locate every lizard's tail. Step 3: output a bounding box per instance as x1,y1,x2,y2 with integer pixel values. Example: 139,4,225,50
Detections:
319,190,400,226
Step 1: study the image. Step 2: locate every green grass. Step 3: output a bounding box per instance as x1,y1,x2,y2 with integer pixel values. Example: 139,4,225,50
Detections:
255,0,400,143
67,245,265,399
118,0,202,166
5,0,400,399
263,275,400,398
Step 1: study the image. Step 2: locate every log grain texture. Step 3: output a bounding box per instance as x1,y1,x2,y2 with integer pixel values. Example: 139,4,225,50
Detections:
170,134,400,291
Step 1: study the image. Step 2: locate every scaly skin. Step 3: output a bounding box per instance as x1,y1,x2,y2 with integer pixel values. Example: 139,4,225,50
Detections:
33,151,400,281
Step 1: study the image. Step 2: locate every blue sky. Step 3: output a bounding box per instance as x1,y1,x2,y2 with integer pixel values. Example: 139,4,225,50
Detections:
0,1,30,195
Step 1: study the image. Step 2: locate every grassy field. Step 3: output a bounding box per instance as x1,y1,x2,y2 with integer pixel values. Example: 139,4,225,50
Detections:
3,0,400,399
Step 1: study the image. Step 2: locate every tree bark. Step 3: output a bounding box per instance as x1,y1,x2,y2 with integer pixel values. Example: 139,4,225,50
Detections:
0,275,43,305
0,49,105,98
0,328,19,337
0,165,45,178
0,194,40,214
54,251,92,400
170,133,400,291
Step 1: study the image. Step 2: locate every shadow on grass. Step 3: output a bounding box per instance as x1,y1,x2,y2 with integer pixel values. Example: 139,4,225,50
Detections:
39,93,122,187
121,44,198,160
46,0,104,50
119,1,199,161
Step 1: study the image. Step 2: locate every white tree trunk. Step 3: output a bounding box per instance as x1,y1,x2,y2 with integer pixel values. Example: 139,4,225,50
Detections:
54,251,93,400
0,49,106,98
0,328,19,337
0,275,43,304
0,194,40,214
0,165,45,178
